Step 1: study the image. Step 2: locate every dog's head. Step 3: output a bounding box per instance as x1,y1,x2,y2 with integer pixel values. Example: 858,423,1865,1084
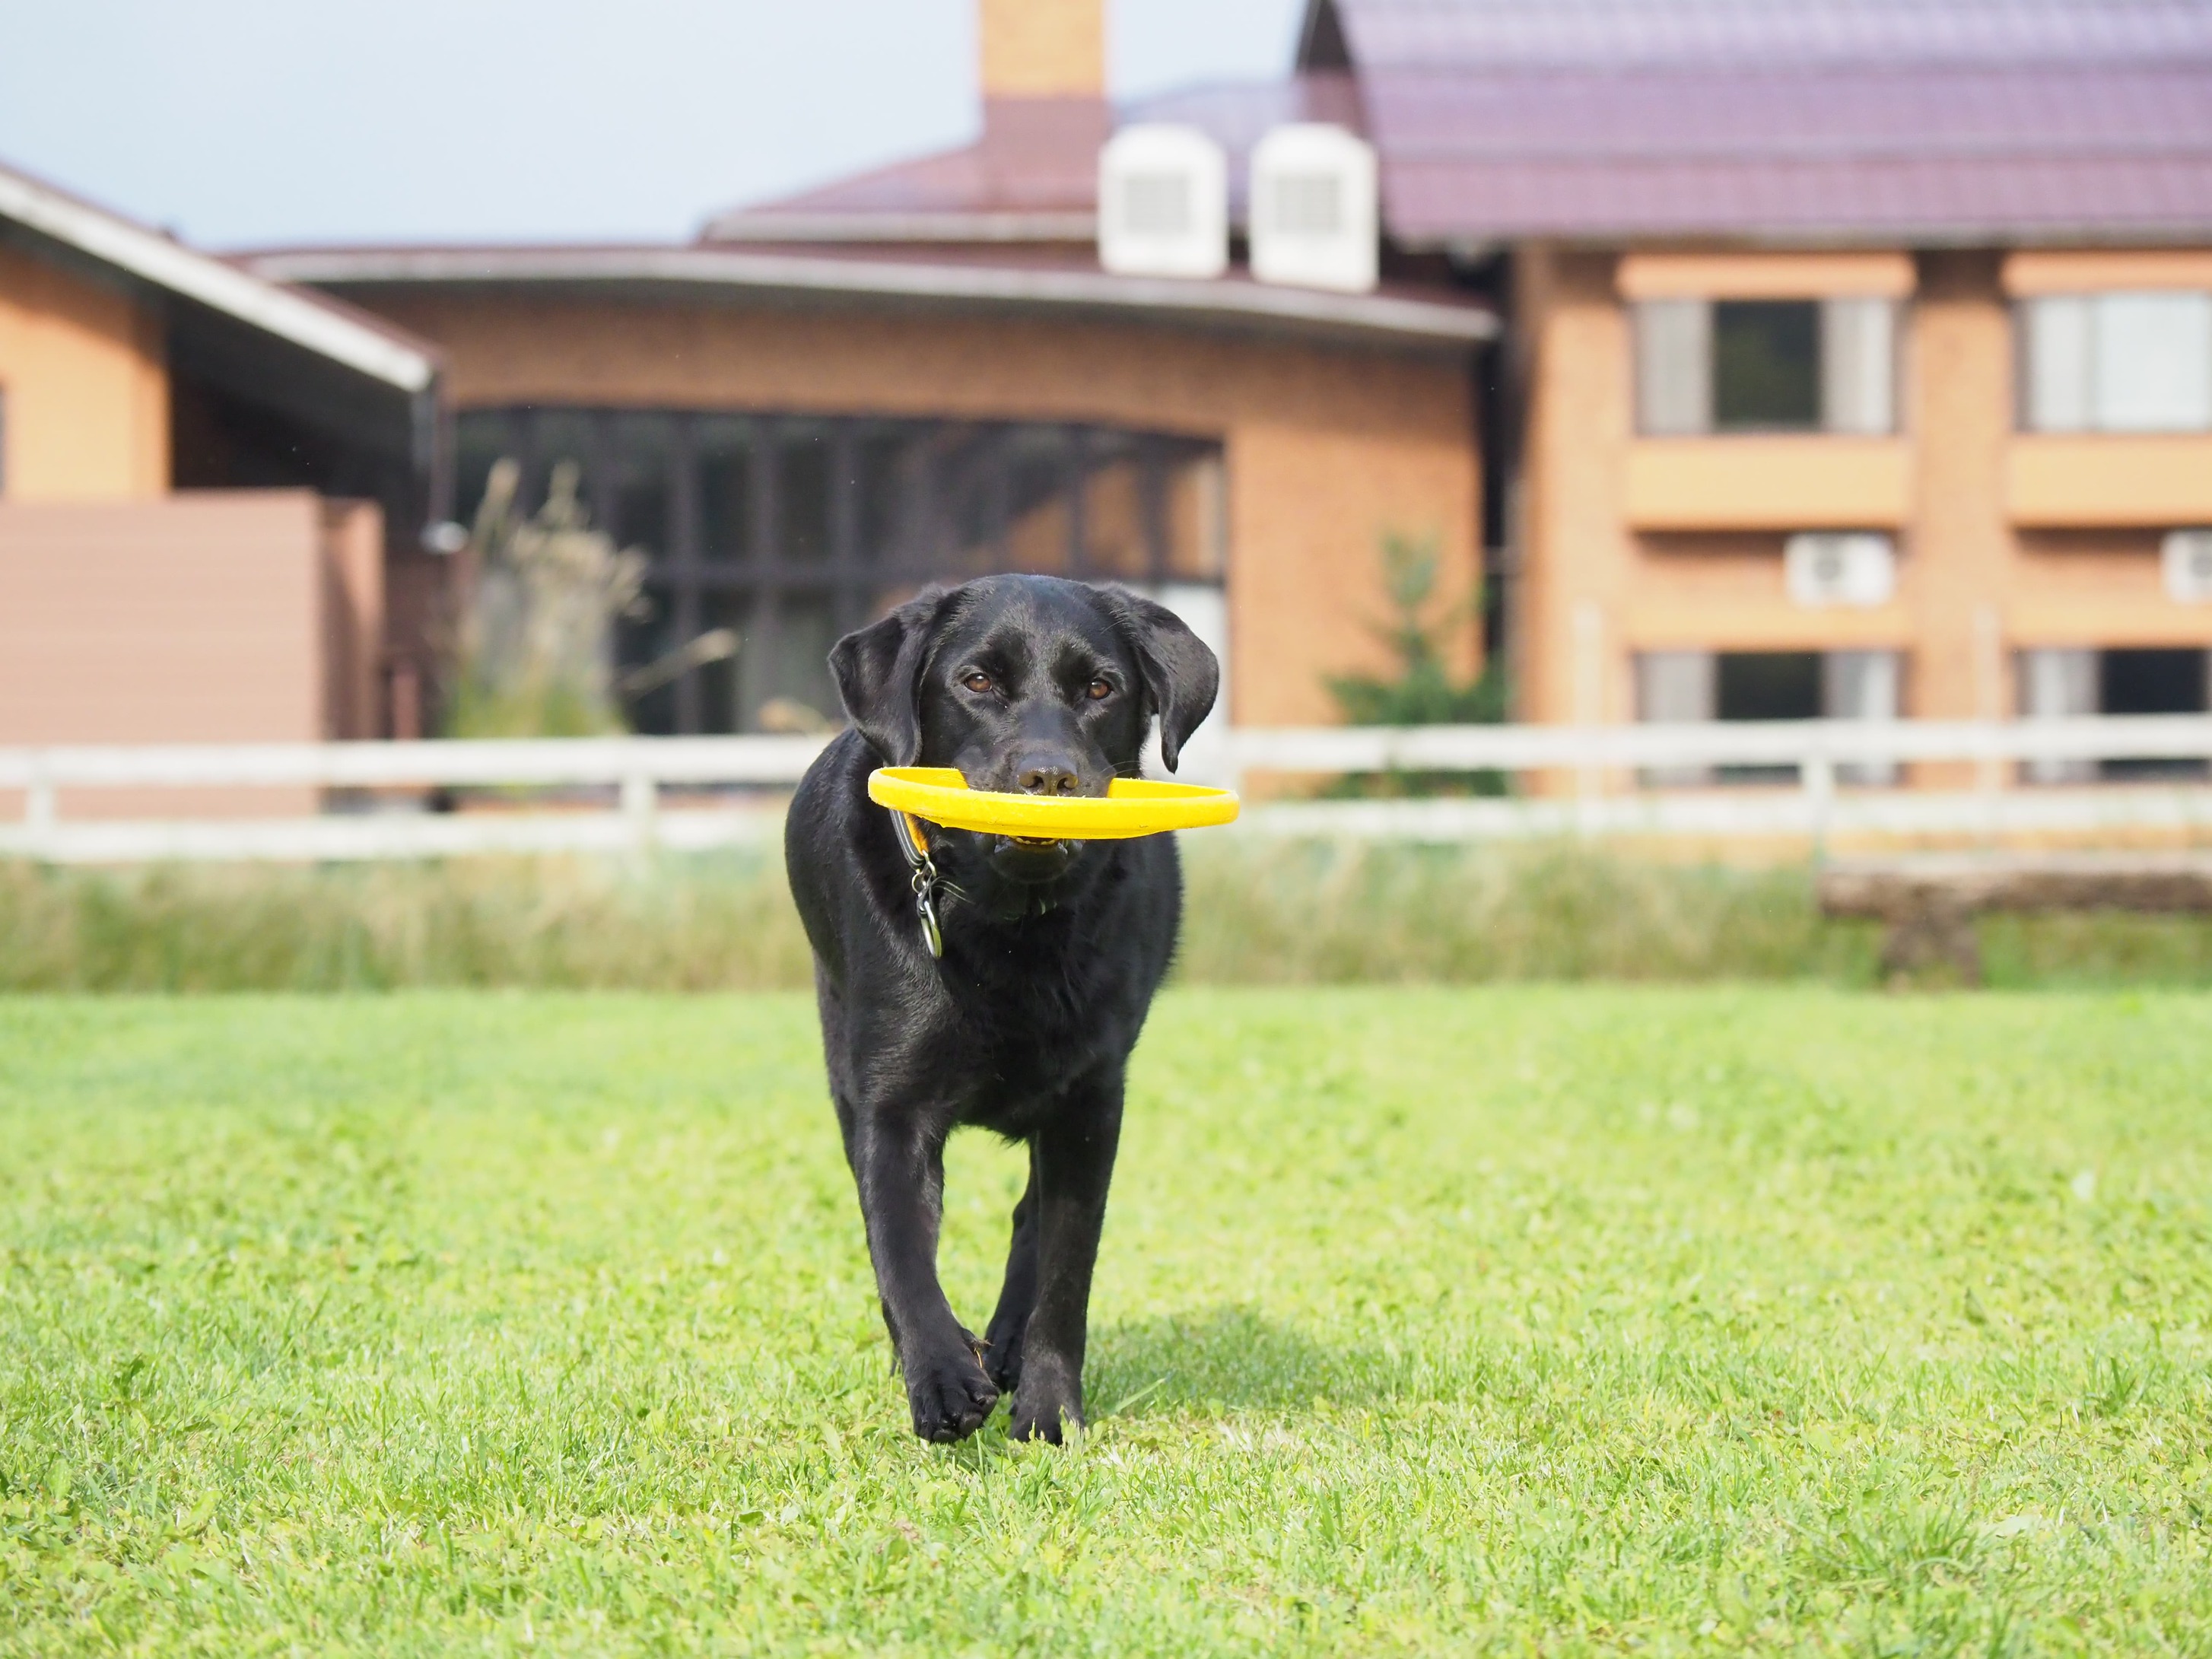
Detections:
830,574,1219,890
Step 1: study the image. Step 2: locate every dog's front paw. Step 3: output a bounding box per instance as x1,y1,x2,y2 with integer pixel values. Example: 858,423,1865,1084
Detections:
1007,1355,1082,1444
905,1349,1000,1443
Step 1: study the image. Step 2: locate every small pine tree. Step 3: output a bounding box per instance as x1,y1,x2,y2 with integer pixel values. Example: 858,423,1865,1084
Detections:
1324,532,1506,795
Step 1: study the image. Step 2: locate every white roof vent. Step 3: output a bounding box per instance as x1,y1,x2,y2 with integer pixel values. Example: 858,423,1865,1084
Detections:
1248,124,1379,294
1785,532,1896,609
2163,529,2212,603
1098,126,1228,280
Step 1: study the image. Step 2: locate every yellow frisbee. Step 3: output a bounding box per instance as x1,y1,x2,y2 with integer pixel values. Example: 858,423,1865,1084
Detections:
867,767,1240,840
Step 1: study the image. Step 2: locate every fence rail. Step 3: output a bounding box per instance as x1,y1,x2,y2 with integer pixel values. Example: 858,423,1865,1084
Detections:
3,717,2211,863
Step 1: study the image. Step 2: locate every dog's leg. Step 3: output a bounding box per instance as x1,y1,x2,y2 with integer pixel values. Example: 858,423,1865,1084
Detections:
1007,1067,1123,1444
981,1157,1039,1394
854,1109,1000,1443
829,1089,904,1367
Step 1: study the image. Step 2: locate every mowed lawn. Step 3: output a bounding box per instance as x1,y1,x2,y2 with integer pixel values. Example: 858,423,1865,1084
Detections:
2,990,2209,1656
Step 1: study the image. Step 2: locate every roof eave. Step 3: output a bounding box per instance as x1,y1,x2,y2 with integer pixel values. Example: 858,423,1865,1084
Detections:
1396,221,2212,255
700,211,1098,245
0,165,439,394
249,246,1498,351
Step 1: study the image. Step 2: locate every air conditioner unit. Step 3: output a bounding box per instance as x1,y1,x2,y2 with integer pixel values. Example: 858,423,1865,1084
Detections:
1248,123,1378,294
1785,532,1896,609
2163,528,2212,603
1097,125,1228,280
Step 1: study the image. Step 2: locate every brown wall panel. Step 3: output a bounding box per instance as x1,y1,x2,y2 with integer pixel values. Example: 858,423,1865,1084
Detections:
0,491,332,815
320,499,386,741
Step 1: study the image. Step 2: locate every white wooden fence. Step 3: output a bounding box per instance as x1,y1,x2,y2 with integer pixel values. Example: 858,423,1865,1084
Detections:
3,717,2211,863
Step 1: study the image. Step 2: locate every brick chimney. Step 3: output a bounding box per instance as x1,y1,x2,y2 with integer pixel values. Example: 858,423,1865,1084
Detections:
977,0,1111,191
980,0,1104,99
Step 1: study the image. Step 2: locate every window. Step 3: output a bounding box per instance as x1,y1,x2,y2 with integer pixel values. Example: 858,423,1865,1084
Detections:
1636,648,1902,786
1635,297,1896,435
2022,293,2212,432
694,415,755,562
2102,648,2210,779
1718,651,1826,784
1714,301,1819,429
2020,644,2211,780
453,408,1226,735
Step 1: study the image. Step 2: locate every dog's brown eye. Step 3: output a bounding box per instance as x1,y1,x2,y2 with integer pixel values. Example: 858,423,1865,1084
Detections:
1086,679,1113,701
962,672,993,694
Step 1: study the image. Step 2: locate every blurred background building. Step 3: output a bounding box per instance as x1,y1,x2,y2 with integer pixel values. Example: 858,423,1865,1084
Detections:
5,0,2212,791
0,161,438,807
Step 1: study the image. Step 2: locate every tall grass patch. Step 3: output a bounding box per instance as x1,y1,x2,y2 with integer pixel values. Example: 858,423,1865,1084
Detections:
0,855,811,993
7,842,2212,990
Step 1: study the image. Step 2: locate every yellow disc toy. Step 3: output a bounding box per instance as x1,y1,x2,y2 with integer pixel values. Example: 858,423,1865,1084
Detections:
867,767,1240,840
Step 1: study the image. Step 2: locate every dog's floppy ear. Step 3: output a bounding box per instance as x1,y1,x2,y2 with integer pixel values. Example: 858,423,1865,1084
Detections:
1099,589,1220,773
830,588,954,764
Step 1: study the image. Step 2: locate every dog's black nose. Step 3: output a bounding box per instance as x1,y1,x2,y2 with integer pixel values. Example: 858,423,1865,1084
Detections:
1015,762,1082,796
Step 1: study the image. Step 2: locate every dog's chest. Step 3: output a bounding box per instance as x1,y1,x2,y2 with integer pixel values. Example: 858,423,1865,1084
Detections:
936,950,1130,1125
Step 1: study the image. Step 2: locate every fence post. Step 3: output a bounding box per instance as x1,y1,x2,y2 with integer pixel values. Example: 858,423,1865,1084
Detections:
621,768,659,853
25,752,56,853
1803,753,1835,863
1572,603,1604,818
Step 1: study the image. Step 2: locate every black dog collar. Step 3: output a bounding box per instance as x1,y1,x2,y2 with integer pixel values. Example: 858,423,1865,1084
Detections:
888,808,945,959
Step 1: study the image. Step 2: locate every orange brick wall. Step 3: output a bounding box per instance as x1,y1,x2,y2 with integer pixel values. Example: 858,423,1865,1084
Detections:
1514,243,2212,787
1516,246,1635,727
348,291,1483,727
0,242,169,501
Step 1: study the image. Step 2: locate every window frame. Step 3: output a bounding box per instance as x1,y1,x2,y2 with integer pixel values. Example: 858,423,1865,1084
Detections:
2017,290,2212,434
1632,296,1900,438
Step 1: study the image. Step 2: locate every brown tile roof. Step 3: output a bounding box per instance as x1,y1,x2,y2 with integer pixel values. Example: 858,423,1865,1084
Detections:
701,77,1362,242
707,98,1108,241
693,0,2212,253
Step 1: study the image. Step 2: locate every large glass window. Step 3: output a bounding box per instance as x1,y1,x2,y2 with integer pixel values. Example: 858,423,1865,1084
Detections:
1635,297,1896,435
453,409,1226,735
2021,293,2212,432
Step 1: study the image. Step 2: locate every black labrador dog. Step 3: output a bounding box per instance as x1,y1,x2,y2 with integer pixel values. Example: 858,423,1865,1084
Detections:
784,574,1219,1444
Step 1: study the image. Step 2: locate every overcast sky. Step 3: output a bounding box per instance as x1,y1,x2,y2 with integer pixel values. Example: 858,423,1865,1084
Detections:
0,0,1307,249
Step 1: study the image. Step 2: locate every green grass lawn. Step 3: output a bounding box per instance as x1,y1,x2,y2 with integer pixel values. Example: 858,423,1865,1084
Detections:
3,988,2209,1655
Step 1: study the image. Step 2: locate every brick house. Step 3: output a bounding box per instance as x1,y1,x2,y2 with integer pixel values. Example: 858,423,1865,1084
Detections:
1387,0,2212,788
0,160,443,809
250,1,1496,748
